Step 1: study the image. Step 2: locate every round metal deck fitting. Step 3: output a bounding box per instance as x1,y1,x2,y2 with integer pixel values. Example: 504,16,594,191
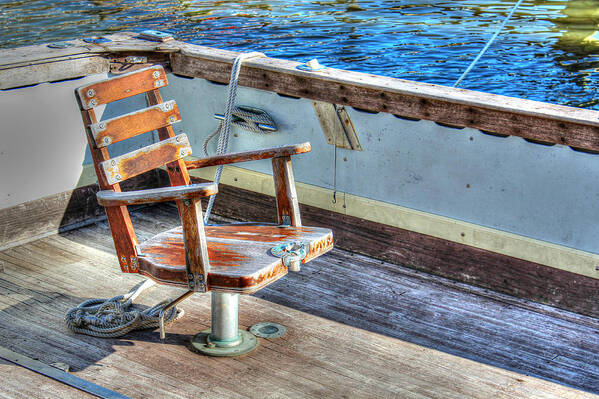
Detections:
47,42,73,49
250,322,286,339
190,329,258,357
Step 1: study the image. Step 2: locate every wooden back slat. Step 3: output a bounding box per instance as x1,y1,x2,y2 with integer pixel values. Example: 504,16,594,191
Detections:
146,89,191,187
76,65,168,110
76,66,195,275
90,100,181,148
100,134,191,185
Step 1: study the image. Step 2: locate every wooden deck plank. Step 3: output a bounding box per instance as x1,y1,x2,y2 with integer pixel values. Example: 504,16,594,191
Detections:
0,204,597,398
0,359,96,399
129,204,599,392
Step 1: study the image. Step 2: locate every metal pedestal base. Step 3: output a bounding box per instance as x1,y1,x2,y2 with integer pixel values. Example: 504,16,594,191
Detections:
190,329,258,357
189,292,258,357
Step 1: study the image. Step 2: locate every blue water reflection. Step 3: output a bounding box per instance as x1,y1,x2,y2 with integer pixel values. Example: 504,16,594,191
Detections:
1,0,598,109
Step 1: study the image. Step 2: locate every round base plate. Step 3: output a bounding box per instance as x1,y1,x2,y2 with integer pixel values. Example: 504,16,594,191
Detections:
250,322,286,338
190,329,258,357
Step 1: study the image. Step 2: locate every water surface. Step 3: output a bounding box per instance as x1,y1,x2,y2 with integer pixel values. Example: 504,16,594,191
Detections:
1,0,598,108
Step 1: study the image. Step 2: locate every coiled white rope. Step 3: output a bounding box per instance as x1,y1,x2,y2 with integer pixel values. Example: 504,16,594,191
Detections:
203,51,266,223
453,0,525,88
65,279,184,338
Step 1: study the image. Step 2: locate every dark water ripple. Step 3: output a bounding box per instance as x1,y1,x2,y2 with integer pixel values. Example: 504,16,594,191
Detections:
1,0,599,109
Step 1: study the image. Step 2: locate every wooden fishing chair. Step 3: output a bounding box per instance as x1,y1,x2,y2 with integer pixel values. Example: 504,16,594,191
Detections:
75,65,333,356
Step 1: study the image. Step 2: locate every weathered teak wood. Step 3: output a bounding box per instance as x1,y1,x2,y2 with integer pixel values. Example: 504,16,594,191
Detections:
137,224,333,293
179,198,211,291
0,56,109,90
90,100,181,148
312,101,362,151
171,47,599,152
1,220,596,397
184,142,311,170
99,134,191,185
76,64,326,294
76,65,168,109
272,156,301,227
75,65,191,272
75,102,138,273
145,89,191,187
96,183,217,207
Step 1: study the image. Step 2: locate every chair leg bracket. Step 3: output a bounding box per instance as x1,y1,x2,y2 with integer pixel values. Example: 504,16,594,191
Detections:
187,272,207,292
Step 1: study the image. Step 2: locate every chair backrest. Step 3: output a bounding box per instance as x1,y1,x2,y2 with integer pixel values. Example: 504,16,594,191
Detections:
75,65,192,273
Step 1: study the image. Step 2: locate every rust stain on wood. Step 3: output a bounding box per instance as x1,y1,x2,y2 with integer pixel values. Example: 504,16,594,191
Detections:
141,236,249,268
208,261,288,291
204,225,314,243
305,232,334,263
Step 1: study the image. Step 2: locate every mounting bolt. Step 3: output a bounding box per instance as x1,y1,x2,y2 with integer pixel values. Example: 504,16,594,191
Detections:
153,70,160,78
87,89,95,97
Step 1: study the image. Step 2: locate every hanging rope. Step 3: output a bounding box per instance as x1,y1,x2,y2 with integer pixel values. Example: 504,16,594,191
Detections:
65,279,184,338
453,0,525,88
203,51,266,223
202,106,276,156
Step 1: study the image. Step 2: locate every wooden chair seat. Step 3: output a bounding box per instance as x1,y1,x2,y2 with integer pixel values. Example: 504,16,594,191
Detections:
138,224,333,294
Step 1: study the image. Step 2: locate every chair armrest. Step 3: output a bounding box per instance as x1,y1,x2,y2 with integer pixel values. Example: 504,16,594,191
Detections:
97,183,218,207
184,142,311,170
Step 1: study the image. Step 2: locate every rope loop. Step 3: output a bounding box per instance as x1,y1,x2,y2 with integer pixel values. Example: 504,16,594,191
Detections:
65,280,184,338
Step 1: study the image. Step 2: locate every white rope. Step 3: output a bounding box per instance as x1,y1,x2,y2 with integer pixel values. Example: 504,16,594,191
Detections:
453,0,525,88
202,106,275,156
204,51,266,224
65,279,184,338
